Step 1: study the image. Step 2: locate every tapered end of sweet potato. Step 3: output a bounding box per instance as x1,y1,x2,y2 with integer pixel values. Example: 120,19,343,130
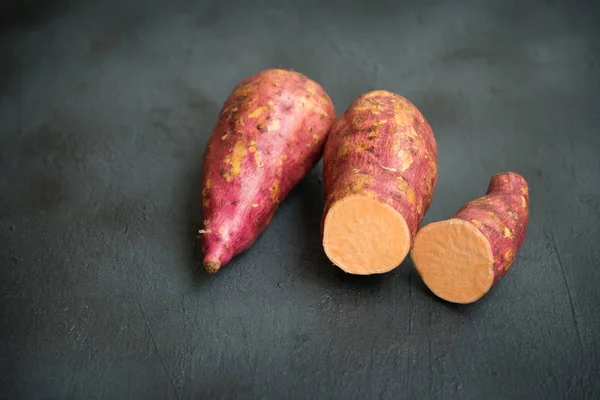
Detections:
411,219,494,304
322,194,411,275
203,260,221,274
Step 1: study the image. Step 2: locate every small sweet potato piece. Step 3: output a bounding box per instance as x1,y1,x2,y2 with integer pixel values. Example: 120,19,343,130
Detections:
200,69,336,273
321,90,438,275
411,172,530,304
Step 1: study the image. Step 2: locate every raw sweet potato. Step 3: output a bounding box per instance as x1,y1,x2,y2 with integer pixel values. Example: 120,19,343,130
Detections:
199,69,336,273
411,172,530,304
321,90,438,275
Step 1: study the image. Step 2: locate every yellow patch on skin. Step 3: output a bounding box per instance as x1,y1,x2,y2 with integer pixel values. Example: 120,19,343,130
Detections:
398,150,414,171
252,203,258,208
223,140,247,182
354,98,384,114
417,199,423,215
394,113,407,128
486,212,505,231
271,179,280,201
248,106,268,119
471,220,485,229
338,142,349,157
312,134,320,143
521,196,527,208
349,174,373,193
315,106,329,117
508,211,518,220
205,178,212,189
267,118,281,132
504,249,515,268
237,118,245,126
406,125,419,139
248,141,261,166
396,177,416,205
221,133,229,140
219,227,227,236
279,154,288,166
503,226,515,239
233,86,252,97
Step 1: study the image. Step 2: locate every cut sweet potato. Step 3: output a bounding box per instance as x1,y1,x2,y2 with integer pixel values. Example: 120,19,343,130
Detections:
411,172,530,303
321,90,438,275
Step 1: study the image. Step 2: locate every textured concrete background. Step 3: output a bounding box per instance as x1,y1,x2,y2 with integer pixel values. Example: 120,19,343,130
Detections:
1,0,599,398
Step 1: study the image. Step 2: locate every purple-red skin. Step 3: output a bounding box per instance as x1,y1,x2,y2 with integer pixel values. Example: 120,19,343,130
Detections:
454,172,530,282
322,90,438,238
200,69,336,273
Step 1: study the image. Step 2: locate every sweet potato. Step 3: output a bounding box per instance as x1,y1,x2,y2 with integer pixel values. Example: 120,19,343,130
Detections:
321,90,438,275
199,69,336,273
411,172,530,304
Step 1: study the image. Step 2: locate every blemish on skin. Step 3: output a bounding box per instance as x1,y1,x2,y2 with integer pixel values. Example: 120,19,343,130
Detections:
508,211,518,220
503,226,515,239
267,118,281,132
233,86,252,97
471,220,485,230
312,134,319,142
417,199,423,215
223,140,247,182
252,203,258,208
396,177,416,205
338,142,349,157
349,174,373,193
316,107,329,117
248,141,262,166
504,249,515,266
379,165,397,172
521,196,527,208
271,179,280,201
394,114,406,128
248,106,268,119
398,150,414,171
406,126,419,139
520,186,528,196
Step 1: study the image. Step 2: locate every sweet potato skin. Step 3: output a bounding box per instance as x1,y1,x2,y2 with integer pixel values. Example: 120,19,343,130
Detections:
200,69,336,272
454,172,530,282
322,90,438,238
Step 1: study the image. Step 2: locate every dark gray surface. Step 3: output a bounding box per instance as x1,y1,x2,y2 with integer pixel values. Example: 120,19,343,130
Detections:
1,0,599,398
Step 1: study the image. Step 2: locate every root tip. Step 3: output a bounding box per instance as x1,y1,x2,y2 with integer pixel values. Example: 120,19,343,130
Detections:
203,260,221,274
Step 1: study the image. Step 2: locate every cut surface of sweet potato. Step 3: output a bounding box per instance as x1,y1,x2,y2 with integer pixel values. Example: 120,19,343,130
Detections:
411,218,494,304
322,194,410,275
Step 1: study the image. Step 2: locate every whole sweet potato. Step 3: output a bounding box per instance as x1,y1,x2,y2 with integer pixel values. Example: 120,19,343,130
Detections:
321,90,438,275
200,69,336,273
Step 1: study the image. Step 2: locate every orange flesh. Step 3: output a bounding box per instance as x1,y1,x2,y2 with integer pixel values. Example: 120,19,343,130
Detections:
411,219,494,304
322,195,411,275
